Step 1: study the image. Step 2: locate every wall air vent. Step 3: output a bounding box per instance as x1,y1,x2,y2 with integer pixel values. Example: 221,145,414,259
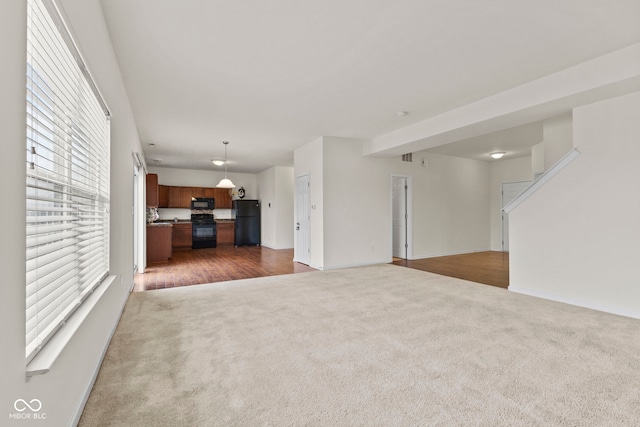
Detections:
402,153,413,162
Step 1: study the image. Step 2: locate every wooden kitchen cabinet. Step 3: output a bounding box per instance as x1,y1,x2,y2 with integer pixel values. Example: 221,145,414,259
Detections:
172,222,192,249
158,185,169,208
147,224,172,262
216,221,235,245
203,187,216,199
180,187,193,208
216,222,234,245
146,173,159,207
214,188,232,209
168,186,182,208
154,184,231,209
191,187,205,198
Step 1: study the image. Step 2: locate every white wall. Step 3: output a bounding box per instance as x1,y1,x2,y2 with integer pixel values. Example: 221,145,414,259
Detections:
406,152,490,258
293,138,324,268
258,166,294,249
274,166,294,249
509,91,640,318
489,156,533,251
322,138,391,269
543,113,573,169
531,114,573,179
1,0,143,425
381,151,491,260
258,167,276,246
295,137,492,269
531,142,545,178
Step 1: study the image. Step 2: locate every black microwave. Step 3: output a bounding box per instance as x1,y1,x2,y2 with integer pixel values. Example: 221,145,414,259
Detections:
191,198,215,210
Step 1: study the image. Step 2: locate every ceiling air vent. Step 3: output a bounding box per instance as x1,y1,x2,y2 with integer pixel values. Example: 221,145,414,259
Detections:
402,153,413,162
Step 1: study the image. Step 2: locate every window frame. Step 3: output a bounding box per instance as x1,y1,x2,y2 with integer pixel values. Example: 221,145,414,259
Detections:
25,0,111,363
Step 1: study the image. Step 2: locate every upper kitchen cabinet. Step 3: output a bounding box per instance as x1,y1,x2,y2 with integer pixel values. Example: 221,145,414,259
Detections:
158,185,169,208
179,187,194,208
191,187,205,199
146,173,159,207
203,187,216,199
214,188,232,209
168,186,181,208
151,182,233,209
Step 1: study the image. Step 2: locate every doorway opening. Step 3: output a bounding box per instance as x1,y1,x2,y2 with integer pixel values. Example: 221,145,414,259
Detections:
391,175,413,260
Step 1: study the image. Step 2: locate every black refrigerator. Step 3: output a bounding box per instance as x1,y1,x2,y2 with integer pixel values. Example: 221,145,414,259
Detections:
233,200,261,246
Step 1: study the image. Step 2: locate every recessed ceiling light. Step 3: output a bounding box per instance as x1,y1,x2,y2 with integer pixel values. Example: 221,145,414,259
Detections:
397,111,409,117
148,143,156,147
490,152,505,159
211,159,225,166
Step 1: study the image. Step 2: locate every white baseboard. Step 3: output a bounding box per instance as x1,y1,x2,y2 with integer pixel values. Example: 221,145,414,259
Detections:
409,248,491,260
261,243,294,250
508,286,640,320
321,260,390,270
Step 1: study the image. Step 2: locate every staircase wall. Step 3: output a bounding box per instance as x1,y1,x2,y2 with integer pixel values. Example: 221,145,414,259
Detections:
509,91,640,318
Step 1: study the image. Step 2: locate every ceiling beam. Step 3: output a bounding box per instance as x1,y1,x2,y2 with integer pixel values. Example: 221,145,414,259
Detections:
364,43,640,158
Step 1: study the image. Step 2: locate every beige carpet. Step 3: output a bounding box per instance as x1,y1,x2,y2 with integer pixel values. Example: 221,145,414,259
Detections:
79,264,640,426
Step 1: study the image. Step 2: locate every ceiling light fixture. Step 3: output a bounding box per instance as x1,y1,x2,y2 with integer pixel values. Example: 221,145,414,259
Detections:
397,111,409,117
216,141,236,188
211,159,225,166
490,152,505,159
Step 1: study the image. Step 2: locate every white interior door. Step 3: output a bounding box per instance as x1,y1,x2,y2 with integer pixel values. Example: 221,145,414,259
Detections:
502,181,532,251
296,174,311,265
392,176,408,258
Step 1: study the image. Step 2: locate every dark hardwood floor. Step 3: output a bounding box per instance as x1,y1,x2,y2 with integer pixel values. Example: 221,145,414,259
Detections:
135,246,315,292
136,247,509,292
393,251,509,289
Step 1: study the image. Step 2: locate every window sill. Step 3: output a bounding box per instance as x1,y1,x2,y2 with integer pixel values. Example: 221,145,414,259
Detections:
26,275,118,379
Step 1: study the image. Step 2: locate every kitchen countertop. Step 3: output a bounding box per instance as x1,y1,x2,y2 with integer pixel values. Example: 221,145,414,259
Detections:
150,219,233,225
149,220,193,226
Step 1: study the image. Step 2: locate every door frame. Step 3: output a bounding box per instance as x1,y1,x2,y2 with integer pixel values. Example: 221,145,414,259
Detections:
390,174,413,260
294,173,311,265
133,153,146,277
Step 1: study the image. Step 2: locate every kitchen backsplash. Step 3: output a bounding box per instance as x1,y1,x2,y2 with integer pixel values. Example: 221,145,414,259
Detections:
158,208,234,220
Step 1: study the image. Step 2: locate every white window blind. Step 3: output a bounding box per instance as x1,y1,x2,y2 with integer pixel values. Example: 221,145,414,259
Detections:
25,0,110,362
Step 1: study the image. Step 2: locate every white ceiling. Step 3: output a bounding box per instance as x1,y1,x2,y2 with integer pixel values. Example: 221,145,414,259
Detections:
98,0,640,173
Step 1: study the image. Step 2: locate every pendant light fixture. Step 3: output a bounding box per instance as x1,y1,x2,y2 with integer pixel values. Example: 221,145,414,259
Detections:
216,141,236,188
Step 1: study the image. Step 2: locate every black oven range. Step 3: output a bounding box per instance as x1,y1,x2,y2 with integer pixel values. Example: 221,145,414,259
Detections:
191,213,216,248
